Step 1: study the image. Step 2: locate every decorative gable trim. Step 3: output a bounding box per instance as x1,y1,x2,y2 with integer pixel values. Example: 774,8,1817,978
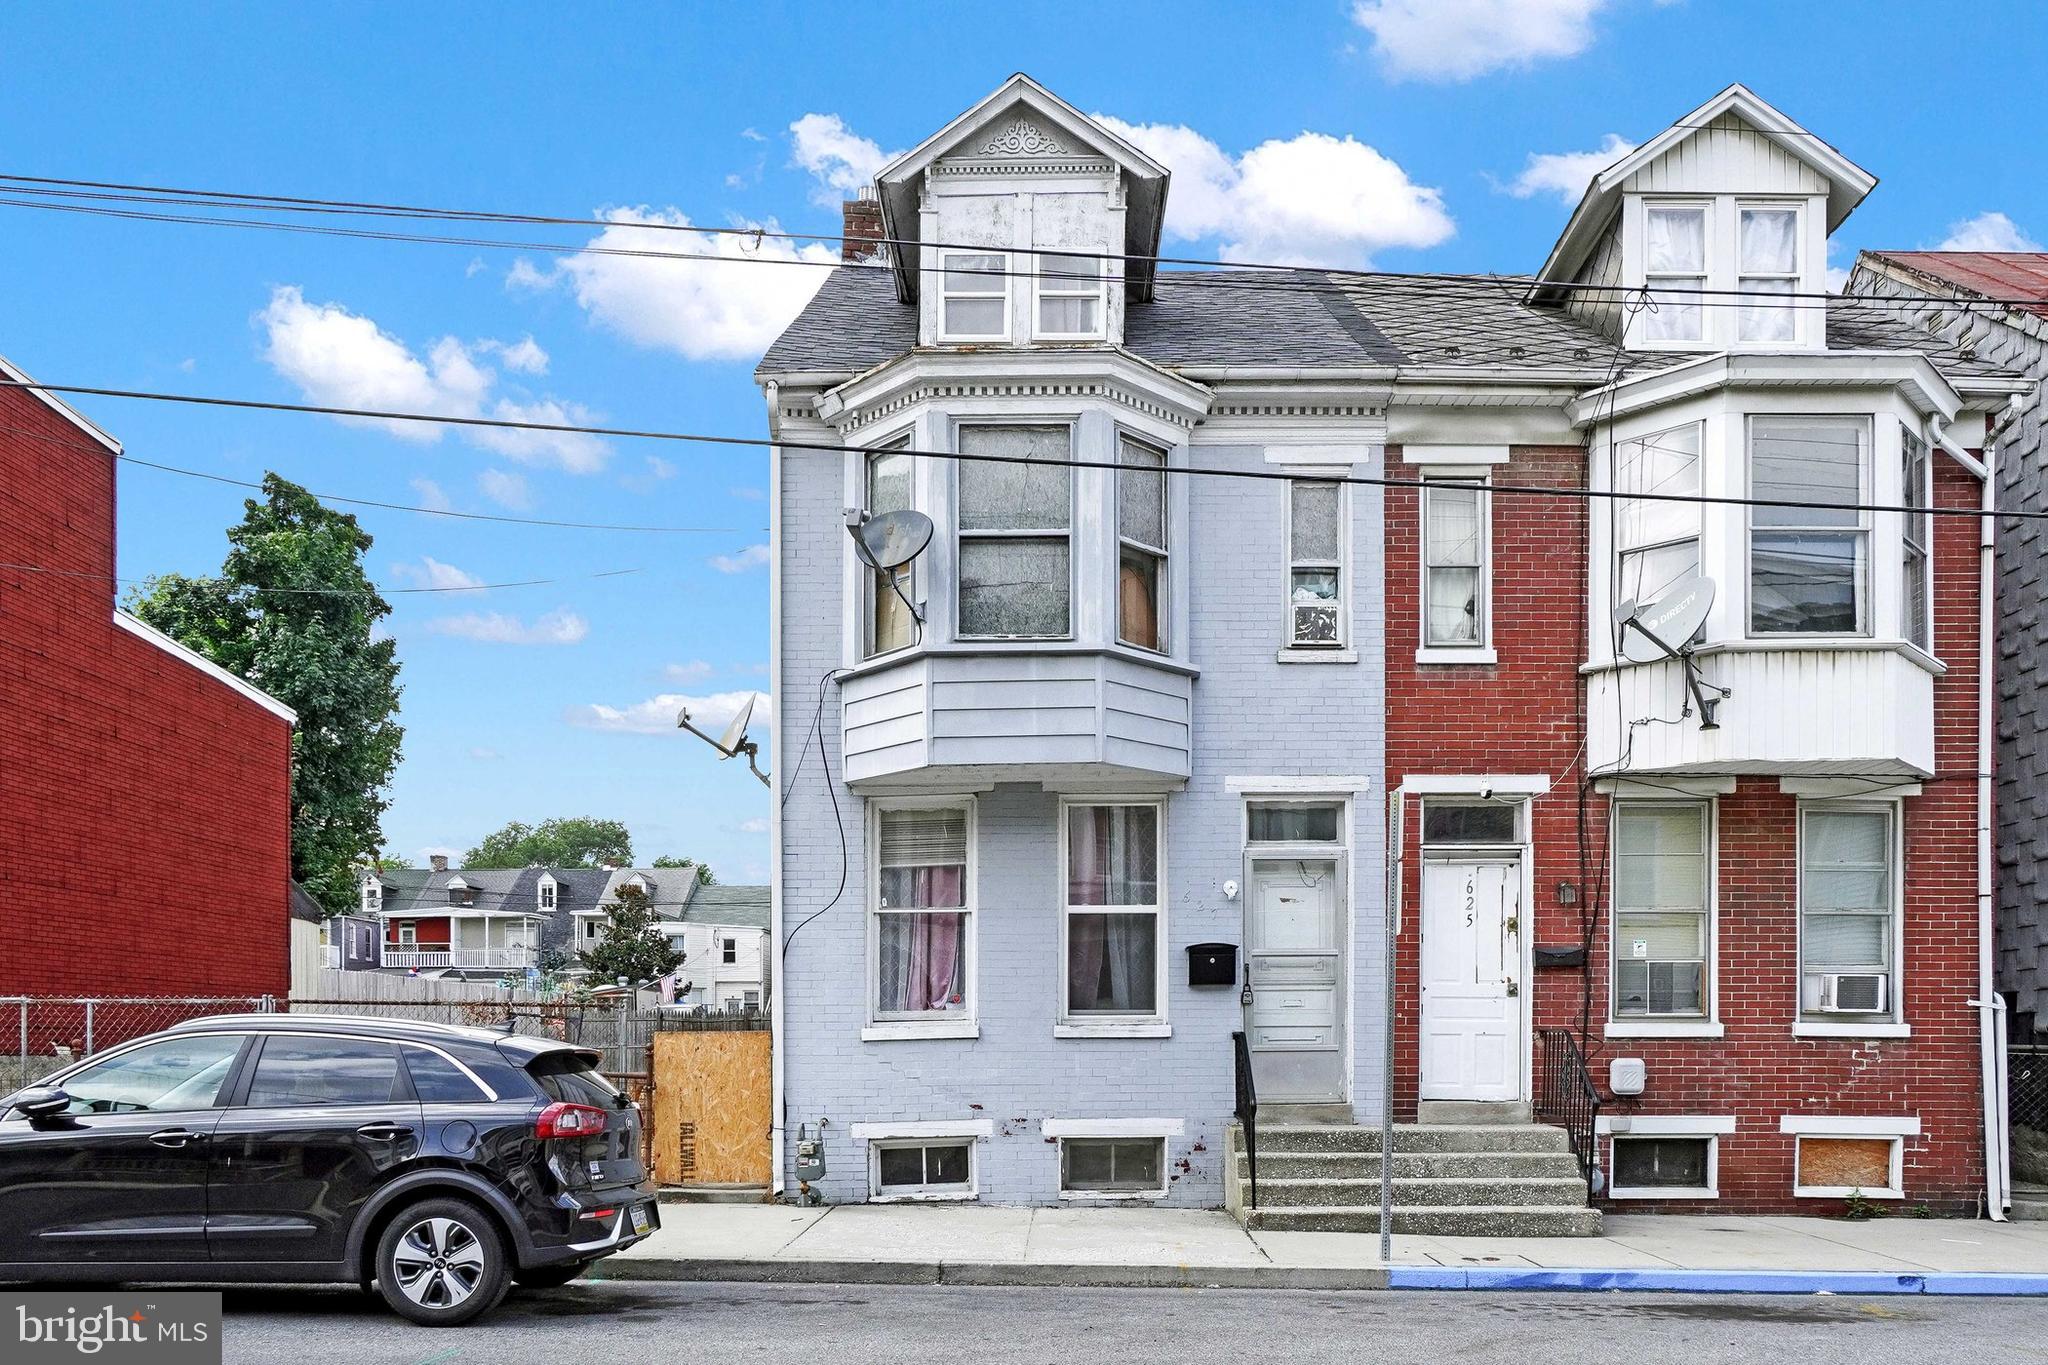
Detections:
975,117,1068,158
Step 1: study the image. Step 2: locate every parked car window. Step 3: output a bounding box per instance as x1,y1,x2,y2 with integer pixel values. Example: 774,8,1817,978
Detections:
45,1034,244,1116
404,1047,488,1104
245,1036,405,1107
527,1052,619,1108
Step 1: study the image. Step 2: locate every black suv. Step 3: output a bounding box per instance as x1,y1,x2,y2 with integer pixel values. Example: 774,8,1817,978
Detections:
0,1013,659,1325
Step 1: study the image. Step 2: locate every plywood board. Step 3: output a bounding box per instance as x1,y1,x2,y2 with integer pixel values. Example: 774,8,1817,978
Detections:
1798,1137,1893,1190
652,1030,771,1186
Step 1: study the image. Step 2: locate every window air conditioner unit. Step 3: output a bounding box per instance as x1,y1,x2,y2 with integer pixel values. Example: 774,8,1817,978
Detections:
1815,973,1888,1014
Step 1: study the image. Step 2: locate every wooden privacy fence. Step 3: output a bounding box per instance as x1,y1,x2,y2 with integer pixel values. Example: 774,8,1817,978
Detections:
650,1028,772,1187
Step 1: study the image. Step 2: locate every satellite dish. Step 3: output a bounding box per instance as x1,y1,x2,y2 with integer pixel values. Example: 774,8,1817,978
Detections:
852,509,934,572
716,692,757,754
1615,574,1714,665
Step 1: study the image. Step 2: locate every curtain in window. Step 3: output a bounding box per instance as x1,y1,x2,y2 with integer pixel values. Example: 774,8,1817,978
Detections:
1424,483,1482,644
876,809,968,1015
1647,208,1705,273
1067,806,1160,1015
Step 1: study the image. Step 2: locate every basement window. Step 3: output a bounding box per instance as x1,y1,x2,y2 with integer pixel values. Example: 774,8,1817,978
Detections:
1795,1136,1903,1199
872,1138,975,1201
1059,1137,1165,1197
1611,1137,1714,1197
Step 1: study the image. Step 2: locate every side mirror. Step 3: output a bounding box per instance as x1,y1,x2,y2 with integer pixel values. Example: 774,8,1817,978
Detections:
12,1087,72,1121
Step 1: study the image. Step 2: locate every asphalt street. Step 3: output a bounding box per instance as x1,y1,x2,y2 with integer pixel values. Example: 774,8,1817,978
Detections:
218,1280,2048,1364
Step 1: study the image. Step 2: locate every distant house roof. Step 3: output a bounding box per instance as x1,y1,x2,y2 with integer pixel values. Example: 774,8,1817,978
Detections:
679,884,770,931
1860,252,2048,320
289,881,326,924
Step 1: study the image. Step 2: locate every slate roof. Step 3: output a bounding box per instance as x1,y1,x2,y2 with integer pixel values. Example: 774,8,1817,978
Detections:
679,884,770,931
755,263,2026,390
289,881,326,924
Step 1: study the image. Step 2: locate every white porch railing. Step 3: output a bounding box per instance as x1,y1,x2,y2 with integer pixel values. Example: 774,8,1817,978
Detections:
381,947,537,970
383,949,453,969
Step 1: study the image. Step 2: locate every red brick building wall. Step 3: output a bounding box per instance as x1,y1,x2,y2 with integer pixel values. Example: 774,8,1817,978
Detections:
1384,443,1986,1214
0,381,294,1000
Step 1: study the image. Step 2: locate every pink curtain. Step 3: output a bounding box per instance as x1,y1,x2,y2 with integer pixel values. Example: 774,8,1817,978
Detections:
880,867,964,1013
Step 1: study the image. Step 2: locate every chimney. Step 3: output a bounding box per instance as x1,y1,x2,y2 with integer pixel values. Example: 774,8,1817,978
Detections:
842,188,883,263
430,854,449,873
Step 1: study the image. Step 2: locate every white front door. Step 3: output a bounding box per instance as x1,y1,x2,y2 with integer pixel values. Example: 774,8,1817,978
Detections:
1245,859,1346,1103
1419,858,1523,1102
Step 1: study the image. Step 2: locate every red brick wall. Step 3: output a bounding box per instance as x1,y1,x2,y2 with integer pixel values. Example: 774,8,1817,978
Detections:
387,916,451,945
0,384,293,1000
1384,443,1987,1214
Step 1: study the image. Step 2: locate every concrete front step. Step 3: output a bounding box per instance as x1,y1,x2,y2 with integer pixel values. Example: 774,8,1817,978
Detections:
1245,1204,1603,1237
1239,1151,1584,1181
2012,1183,2048,1221
1255,1123,1571,1155
1251,1176,1593,1209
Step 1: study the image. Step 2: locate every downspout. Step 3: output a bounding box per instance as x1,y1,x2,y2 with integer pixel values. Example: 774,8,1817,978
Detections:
1934,411,2008,1220
765,379,787,1198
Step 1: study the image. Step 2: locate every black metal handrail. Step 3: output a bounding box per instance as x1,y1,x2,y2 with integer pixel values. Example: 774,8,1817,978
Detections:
1232,1029,1258,1209
1535,1027,1601,1192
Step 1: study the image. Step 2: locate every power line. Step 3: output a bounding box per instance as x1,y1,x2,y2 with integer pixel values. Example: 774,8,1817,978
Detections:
0,375,2035,525
0,557,642,599
0,170,2040,314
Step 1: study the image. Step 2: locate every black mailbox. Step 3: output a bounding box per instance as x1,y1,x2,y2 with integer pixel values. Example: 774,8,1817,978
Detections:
1187,942,1238,987
1534,944,1586,969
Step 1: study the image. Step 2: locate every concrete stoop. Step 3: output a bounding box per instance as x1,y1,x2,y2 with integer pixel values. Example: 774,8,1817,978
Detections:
2011,1183,2048,1221
1228,1121,1602,1237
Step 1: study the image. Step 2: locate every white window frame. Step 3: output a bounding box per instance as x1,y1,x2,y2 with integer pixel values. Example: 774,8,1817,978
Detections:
954,421,1076,642
1901,425,1932,654
1641,199,1710,348
1608,800,1719,1035
1116,432,1169,654
1598,1115,1735,1200
1794,800,1907,1037
1781,1116,1918,1200
867,1136,978,1202
362,881,381,914
1284,477,1348,650
1611,420,1703,631
860,432,918,661
939,250,1009,342
864,796,979,1042
721,937,738,964
1043,1118,1182,1202
1746,414,1873,639
538,879,556,911
397,922,417,947
1032,250,1105,341
1056,798,1169,1038
1735,201,1802,345
1418,475,1492,659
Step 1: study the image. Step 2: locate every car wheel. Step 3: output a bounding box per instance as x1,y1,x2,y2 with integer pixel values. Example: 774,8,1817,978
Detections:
512,1261,591,1289
373,1198,511,1327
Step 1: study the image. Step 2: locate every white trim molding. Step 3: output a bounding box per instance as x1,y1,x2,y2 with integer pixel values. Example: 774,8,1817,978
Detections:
1780,777,1923,799
1781,1116,1916,1200
1040,1117,1185,1138
1224,775,1373,796
1604,1020,1726,1040
849,1119,995,1142
1416,646,1499,666
1399,773,1551,797
1792,1020,1911,1040
1595,775,1737,797
1401,443,1509,467
861,1021,982,1043
1262,442,1376,467
113,611,298,724
1778,1115,1919,1137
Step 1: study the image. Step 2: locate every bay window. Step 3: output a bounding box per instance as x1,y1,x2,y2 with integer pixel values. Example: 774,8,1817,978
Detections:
1117,435,1168,651
873,805,972,1022
1036,252,1103,337
1737,206,1799,343
1287,480,1345,646
1901,428,1931,651
1614,421,1702,620
1643,203,1706,343
941,252,1007,338
1749,416,1868,635
957,425,1072,638
1612,803,1710,1019
1423,479,1487,647
1063,803,1163,1022
864,437,915,658
1799,805,1896,1019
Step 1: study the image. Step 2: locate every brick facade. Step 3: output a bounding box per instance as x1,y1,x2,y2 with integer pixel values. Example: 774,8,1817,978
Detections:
1385,443,1987,1214
0,381,293,1000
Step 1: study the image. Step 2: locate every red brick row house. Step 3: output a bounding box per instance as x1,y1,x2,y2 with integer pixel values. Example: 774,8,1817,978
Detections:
1377,86,2020,1216
0,353,296,1004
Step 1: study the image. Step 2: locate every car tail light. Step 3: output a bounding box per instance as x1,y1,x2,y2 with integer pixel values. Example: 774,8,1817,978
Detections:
534,1101,608,1140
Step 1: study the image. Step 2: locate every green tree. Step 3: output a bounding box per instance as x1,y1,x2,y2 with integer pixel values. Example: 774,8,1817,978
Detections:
652,855,716,885
578,885,684,983
129,474,403,916
463,817,633,869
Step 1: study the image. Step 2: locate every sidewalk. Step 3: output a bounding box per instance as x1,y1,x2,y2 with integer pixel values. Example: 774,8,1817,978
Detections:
600,1203,2048,1295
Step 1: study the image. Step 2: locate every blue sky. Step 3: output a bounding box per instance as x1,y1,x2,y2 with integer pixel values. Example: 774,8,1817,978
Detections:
4,1,2043,880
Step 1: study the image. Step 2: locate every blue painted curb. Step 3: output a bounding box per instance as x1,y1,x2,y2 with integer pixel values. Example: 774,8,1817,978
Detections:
1387,1266,2048,1296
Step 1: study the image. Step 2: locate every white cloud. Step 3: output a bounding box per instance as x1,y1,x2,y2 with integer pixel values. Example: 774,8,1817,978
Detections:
478,469,532,510
735,817,770,835
469,747,502,761
521,208,838,363
1501,133,1635,202
257,286,605,471
1934,211,2042,252
1093,116,1453,267
1351,0,1609,82
789,112,899,206
730,484,766,502
664,660,715,683
709,543,770,574
565,688,771,736
423,608,588,645
393,556,486,591
411,477,452,512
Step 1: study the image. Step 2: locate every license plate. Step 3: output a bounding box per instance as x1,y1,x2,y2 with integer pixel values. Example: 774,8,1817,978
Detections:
630,1203,651,1237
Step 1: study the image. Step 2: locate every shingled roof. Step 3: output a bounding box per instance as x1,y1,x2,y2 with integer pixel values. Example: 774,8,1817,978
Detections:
1861,252,2048,319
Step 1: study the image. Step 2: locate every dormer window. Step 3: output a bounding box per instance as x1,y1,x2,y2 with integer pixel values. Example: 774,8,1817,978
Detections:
362,880,382,914
1035,252,1103,338
446,876,474,908
539,879,557,911
1737,206,1799,342
941,253,1007,339
1643,203,1706,344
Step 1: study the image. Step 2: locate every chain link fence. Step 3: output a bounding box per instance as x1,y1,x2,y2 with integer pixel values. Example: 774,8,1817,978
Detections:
0,996,276,1094
2012,1044,2048,1132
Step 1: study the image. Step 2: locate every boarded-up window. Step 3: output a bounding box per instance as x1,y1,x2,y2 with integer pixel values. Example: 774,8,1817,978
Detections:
1797,1136,1895,1192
